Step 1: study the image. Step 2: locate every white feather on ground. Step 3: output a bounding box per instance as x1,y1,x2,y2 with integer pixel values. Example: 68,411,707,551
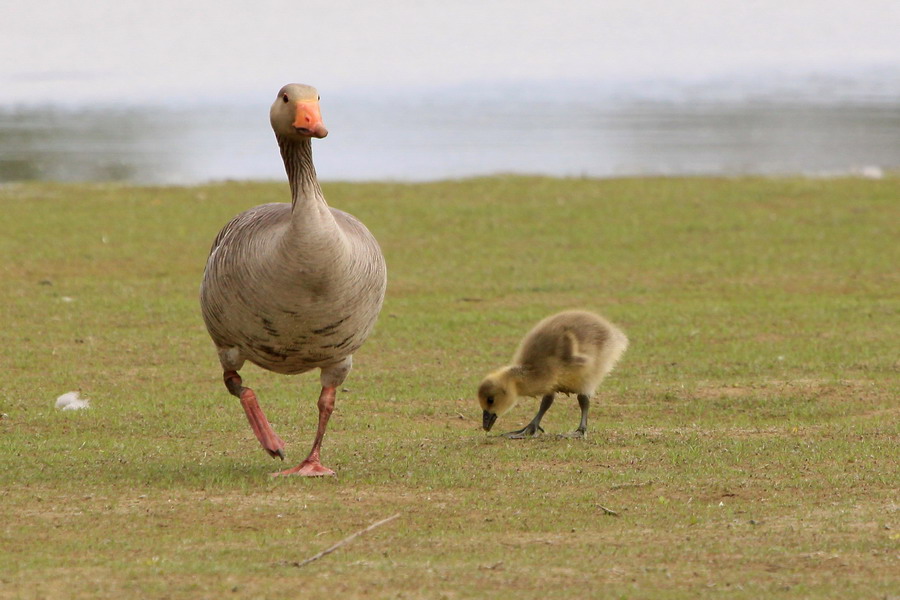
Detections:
55,391,90,411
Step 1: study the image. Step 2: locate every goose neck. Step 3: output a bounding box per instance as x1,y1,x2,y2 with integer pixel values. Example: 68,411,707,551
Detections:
277,135,325,208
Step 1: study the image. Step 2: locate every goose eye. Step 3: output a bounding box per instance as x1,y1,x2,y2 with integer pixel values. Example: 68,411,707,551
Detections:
282,93,289,103
486,396,494,406
318,95,321,101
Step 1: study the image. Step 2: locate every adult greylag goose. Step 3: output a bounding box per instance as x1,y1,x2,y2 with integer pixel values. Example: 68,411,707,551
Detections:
200,83,387,476
478,310,628,438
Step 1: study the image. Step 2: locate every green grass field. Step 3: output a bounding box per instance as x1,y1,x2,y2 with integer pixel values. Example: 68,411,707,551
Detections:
1,176,898,599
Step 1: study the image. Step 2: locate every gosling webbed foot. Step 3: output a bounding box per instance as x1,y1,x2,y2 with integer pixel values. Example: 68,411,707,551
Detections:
558,428,587,439
503,423,545,439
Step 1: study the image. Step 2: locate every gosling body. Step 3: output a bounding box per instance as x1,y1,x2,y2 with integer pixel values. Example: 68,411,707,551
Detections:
478,310,628,438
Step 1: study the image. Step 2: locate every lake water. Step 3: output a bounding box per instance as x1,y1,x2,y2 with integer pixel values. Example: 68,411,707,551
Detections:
2,79,899,184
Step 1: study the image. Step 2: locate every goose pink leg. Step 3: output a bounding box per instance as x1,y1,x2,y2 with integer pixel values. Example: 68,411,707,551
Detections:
273,386,336,477
224,371,285,460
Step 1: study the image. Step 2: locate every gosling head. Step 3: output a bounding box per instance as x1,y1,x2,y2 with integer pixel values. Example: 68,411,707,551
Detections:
270,83,328,139
477,368,521,432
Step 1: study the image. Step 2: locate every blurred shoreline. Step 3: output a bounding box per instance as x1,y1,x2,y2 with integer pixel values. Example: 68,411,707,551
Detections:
2,72,898,184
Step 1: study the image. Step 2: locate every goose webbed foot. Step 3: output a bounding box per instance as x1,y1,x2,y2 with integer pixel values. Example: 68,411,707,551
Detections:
503,423,545,439
272,459,335,477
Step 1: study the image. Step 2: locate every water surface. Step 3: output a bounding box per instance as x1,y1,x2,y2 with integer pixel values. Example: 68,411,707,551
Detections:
2,81,898,184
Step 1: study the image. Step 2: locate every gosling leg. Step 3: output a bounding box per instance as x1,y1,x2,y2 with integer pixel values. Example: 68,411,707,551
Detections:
560,393,590,439
504,394,555,439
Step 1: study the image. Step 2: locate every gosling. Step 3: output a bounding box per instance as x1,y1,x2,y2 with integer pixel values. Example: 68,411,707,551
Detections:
478,310,628,438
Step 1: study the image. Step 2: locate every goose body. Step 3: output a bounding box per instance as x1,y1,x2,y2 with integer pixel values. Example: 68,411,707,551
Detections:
201,202,383,375
478,310,627,438
200,84,386,476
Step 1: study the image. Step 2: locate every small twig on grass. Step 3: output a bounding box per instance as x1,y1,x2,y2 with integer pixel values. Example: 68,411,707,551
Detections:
609,479,654,491
597,504,619,517
288,513,401,568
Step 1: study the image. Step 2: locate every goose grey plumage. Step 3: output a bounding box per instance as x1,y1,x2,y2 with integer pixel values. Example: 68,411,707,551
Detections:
200,83,386,476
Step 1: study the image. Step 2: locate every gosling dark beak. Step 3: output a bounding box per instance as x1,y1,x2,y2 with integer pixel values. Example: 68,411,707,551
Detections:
482,410,497,432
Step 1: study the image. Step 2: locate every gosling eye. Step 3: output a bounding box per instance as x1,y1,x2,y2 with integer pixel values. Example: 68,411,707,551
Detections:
317,95,321,101
486,396,494,406
282,93,289,103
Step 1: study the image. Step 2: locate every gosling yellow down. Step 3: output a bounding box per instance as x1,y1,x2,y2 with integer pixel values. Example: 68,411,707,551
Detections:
477,310,628,438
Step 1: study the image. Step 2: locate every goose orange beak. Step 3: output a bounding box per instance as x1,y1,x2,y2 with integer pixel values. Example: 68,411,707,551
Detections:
292,101,328,138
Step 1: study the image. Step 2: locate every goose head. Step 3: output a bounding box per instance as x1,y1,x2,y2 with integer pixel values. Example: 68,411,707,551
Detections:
270,83,328,139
